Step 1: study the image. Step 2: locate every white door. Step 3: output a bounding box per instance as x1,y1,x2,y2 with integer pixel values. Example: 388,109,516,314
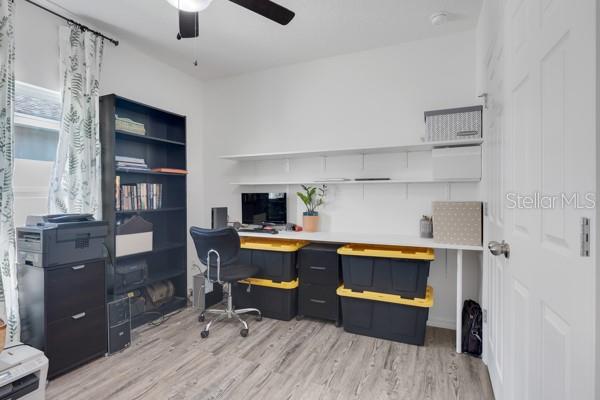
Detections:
481,0,597,399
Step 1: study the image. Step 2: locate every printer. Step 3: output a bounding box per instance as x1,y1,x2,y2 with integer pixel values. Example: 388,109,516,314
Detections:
0,345,48,400
17,214,108,269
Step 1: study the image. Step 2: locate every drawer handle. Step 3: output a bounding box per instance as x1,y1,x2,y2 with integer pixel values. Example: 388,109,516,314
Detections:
456,130,479,137
72,312,86,320
309,266,326,271
309,299,326,304
71,265,86,271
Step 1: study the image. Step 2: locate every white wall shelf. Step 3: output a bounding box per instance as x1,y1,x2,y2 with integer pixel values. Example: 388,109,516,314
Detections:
230,178,481,186
220,138,483,161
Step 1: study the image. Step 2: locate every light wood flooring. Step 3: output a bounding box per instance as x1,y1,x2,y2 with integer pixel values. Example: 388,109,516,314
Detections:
47,308,494,400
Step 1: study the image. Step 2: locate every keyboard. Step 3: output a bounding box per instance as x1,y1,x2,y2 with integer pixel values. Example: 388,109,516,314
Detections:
238,228,279,234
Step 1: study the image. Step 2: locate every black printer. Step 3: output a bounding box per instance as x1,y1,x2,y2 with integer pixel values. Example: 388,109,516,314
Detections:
17,214,109,378
17,213,108,268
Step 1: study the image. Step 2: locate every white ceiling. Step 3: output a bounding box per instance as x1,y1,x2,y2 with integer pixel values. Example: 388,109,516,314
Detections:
49,0,482,80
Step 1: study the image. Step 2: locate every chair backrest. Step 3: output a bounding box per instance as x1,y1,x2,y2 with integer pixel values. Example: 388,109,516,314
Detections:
189,226,240,267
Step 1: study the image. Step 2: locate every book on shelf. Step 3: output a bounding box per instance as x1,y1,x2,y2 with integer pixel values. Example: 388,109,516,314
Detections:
116,181,163,211
116,156,149,171
116,155,146,164
115,175,121,211
151,168,189,175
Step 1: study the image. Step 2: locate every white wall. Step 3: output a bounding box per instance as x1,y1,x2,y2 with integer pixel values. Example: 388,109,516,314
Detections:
201,30,482,328
15,0,205,287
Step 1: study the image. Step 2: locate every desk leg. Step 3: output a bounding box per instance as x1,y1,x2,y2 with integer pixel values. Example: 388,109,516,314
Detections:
456,249,463,353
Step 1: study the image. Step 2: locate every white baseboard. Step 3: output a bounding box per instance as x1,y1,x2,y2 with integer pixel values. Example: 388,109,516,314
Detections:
427,317,455,330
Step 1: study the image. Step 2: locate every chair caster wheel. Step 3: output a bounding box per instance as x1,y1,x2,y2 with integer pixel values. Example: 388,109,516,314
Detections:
201,330,209,338
256,315,262,322
198,314,205,322
240,328,249,337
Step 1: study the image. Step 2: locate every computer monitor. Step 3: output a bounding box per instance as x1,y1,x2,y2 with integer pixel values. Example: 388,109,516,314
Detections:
241,193,287,225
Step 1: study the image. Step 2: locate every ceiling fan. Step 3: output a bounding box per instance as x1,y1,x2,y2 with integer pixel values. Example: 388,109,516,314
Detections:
166,0,295,40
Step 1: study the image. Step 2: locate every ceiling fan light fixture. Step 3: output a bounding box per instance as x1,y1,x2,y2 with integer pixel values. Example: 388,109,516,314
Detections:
166,0,213,12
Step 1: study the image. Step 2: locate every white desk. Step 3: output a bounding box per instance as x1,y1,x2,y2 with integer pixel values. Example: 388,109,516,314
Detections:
238,230,484,353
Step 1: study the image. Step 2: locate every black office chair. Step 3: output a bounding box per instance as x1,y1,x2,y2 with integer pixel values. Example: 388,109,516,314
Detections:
190,226,262,338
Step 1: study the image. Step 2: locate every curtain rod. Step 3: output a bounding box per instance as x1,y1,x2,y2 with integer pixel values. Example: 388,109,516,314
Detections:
24,0,119,46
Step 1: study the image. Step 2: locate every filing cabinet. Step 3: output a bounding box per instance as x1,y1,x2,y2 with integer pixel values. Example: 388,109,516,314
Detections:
297,243,342,325
18,259,107,379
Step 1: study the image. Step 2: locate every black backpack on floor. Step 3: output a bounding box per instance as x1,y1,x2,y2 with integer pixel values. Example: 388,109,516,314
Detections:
461,299,482,356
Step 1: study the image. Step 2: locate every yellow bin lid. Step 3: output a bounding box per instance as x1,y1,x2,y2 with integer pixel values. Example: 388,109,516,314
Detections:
238,277,299,290
337,243,435,261
336,285,434,308
240,237,309,252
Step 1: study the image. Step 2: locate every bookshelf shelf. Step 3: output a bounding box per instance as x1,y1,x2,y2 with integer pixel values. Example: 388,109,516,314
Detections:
116,130,186,146
116,168,187,176
115,207,185,215
101,94,188,329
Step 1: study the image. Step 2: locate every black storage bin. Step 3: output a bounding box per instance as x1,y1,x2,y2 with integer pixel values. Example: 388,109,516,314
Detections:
238,237,309,282
114,259,148,294
233,278,298,321
338,244,434,299
337,285,434,346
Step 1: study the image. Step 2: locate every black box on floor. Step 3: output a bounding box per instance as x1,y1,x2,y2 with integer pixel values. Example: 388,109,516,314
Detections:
238,238,308,282
338,244,434,299
107,295,131,355
337,285,433,346
233,278,298,321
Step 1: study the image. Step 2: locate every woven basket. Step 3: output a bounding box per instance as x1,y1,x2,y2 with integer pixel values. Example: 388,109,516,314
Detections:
0,319,6,352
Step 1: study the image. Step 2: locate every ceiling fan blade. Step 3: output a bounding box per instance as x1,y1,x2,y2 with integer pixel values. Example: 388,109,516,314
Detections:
228,0,295,25
178,10,199,38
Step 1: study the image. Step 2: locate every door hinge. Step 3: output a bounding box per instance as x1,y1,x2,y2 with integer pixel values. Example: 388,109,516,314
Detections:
482,308,488,323
581,217,590,257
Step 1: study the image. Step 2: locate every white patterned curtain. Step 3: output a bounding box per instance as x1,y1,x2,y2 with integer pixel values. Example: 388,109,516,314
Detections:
49,24,104,217
0,0,19,344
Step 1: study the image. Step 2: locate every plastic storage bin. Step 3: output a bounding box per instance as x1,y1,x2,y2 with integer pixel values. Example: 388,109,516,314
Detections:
238,237,309,282
337,285,434,346
232,277,298,321
338,244,434,299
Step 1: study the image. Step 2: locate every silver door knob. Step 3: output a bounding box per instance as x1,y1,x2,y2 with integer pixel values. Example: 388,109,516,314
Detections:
488,240,510,258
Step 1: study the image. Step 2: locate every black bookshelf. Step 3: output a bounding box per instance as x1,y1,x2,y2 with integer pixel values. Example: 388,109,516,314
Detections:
100,94,188,329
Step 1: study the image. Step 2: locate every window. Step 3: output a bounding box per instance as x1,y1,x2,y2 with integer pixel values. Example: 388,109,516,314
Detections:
15,81,60,161
13,82,61,226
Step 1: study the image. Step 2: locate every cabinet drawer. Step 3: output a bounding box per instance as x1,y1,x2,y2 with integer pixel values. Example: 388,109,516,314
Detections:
298,244,340,285
46,305,106,377
46,260,105,323
299,283,338,321
298,261,339,285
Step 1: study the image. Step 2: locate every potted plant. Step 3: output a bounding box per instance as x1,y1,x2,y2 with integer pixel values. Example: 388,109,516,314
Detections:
297,185,326,232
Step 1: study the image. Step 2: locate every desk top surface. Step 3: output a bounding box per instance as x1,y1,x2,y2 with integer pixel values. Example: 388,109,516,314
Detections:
237,230,484,251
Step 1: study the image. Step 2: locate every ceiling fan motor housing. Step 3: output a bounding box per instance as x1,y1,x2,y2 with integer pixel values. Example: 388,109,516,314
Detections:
178,10,199,39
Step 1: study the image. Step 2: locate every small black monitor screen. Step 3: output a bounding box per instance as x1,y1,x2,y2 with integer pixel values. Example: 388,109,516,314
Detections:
241,193,287,225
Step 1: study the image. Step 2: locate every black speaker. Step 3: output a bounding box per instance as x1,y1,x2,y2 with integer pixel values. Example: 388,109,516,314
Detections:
211,207,228,229
107,295,131,355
